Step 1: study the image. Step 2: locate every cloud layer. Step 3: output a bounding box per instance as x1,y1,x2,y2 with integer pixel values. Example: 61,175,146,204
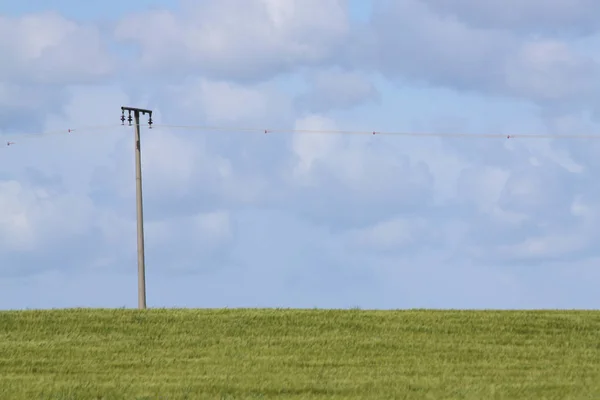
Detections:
1,0,600,309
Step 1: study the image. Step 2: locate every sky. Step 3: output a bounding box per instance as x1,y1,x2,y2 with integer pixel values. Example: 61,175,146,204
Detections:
1,0,600,310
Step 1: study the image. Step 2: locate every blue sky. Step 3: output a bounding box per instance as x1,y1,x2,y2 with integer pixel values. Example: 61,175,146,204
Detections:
1,0,600,309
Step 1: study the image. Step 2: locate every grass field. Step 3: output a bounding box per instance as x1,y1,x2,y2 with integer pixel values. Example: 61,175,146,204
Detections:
1,309,599,399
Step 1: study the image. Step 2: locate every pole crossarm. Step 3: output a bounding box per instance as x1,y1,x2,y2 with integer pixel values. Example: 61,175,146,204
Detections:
121,106,153,114
121,107,153,129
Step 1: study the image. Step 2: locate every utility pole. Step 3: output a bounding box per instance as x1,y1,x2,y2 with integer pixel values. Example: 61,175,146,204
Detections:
121,106,153,310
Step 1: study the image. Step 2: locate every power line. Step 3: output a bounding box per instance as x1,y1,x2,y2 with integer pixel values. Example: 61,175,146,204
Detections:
148,124,600,140
1,122,599,149
0,124,123,147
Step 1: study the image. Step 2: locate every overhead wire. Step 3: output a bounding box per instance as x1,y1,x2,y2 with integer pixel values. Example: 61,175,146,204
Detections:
150,124,600,140
0,124,124,148
1,122,599,149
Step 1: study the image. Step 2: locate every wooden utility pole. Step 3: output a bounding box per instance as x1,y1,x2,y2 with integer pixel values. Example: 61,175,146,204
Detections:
121,106,153,309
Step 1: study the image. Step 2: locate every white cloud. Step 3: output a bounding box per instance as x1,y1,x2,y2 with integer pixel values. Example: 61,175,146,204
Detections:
421,0,600,35
346,217,424,251
114,0,350,81
3,1,600,308
290,115,434,196
504,39,600,103
295,69,379,112
162,78,293,125
457,165,511,213
0,180,95,253
290,115,342,180
141,130,197,198
0,12,113,131
146,209,233,273
365,0,600,109
0,82,68,131
0,12,113,84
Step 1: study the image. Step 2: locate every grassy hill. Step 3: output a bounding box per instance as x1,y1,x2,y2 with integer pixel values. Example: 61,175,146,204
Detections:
0,309,599,399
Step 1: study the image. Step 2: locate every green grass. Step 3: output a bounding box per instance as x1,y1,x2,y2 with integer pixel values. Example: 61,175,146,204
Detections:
1,309,599,399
